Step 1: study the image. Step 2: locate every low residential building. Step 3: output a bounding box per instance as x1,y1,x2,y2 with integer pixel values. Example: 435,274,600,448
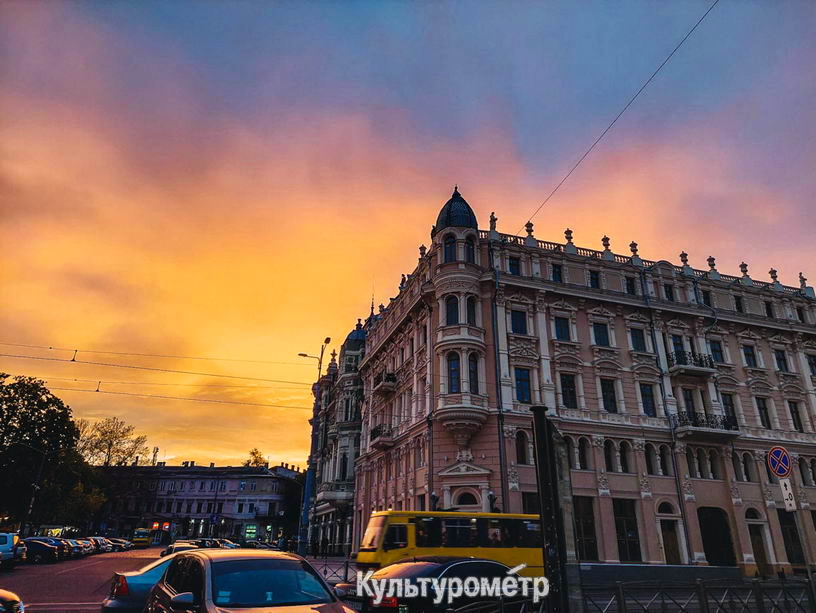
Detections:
97,462,302,542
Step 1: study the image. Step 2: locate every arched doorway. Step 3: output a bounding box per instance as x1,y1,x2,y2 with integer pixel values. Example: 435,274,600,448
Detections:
745,508,771,577
657,501,682,565
697,507,736,566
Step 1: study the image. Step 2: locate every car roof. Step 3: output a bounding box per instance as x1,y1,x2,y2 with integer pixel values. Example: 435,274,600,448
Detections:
373,556,508,578
184,549,305,562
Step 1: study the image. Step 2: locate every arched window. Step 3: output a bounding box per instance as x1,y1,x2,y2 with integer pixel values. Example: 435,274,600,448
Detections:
645,444,657,475
800,458,812,486
578,438,591,470
745,508,761,520
811,459,816,485
708,450,720,480
444,235,457,263
742,453,754,482
466,296,477,326
339,455,348,480
516,431,528,465
732,452,744,481
468,353,479,395
604,440,616,472
620,441,632,473
564,437,575,470
465,238,476,263
447,352,460,393
765,458,776,483
456,491,478,506
446,296,459,325
658,502,675,514
659,445,673,476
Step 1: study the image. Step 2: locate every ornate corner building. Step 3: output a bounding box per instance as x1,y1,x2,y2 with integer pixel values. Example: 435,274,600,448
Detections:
307,322,367,555
319,188,816,577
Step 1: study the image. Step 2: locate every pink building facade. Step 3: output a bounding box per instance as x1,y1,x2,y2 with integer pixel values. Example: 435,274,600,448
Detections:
350,188,816,576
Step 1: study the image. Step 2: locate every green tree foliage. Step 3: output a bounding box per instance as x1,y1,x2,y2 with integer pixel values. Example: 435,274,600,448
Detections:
77,416,149,467
0,374,84,526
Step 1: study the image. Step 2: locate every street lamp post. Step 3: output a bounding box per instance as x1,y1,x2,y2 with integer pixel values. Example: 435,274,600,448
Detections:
296,337,331,556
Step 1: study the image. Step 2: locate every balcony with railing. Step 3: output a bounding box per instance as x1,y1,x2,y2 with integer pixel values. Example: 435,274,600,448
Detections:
369,423,394,450
671,411,740,441
667,351,717,377
372,372,397,396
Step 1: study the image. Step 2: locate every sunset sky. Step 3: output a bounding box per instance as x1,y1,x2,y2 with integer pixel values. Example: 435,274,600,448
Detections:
1,1,814,467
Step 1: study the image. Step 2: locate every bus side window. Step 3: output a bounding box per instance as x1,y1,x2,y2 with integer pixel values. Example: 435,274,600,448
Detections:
520,520,542,547
481,519,505,547
383,524,407,551
503,520,520,547
441,518,477,547
414,518,441,548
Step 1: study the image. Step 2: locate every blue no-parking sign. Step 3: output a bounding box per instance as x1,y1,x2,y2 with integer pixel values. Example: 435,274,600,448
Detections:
767,446,792,478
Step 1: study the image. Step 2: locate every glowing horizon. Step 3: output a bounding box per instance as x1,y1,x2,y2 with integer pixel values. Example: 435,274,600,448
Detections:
2,1,814,466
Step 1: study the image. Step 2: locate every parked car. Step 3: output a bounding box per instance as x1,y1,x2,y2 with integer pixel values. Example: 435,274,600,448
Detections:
144,549,354,612
25,537,68,560
0,533,25,569
214,538,240,549
88,536,113,553
337,557,531,612
101,553,178,613
108,537,134,551
63,538,85,558
243,540,274,549
75,538,95,555
0,588,24,612
159,542,199,557
23,539,59,564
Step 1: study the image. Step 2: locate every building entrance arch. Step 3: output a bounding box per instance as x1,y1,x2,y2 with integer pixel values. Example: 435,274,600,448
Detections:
697,507,736,566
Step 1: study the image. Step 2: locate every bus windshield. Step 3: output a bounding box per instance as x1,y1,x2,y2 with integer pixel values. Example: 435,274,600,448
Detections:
133,529,150,538
360,516,386,550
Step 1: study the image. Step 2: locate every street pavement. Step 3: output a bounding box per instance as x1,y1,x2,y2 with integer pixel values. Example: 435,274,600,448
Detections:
0,547,162,612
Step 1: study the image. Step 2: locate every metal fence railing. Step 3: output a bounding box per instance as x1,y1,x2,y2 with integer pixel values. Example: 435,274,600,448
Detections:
309,556,356,584
583,578,816,613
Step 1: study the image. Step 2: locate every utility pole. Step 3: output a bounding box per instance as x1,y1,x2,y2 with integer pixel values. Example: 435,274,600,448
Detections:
530,405,570,613
297,336,332,555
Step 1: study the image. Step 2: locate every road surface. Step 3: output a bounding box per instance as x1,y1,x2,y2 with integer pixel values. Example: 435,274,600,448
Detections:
0,547,161,612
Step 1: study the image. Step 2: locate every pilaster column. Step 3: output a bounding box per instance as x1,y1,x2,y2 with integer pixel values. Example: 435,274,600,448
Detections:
495,286,514,408
794,343,816,432
535,295,556,409
653,320,678,414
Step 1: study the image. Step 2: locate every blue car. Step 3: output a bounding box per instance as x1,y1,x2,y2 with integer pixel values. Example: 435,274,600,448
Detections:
101,553,176,612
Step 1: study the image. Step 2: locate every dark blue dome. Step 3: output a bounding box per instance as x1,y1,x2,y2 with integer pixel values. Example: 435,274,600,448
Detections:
345,319,366,346
432,187,478,237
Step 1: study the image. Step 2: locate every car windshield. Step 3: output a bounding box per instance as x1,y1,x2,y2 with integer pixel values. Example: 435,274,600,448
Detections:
211,559,333,608
360,516,386,550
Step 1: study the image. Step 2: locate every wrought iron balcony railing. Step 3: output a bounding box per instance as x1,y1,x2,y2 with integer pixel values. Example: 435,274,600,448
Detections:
668,351,716,370
369,424,393,441
671,411,739,431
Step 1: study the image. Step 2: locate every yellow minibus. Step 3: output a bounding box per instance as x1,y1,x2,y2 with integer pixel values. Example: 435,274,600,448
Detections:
356,511,544,577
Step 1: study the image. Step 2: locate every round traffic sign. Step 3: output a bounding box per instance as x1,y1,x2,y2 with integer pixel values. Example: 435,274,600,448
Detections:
767,446,792,478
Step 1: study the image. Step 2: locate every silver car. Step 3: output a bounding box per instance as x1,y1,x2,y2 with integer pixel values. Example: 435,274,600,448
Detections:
144,549,354,612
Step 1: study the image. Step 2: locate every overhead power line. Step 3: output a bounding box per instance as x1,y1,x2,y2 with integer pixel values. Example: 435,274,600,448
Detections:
0,353,313,386
520,0,720,232
1,373,310,390
48,386,312,411
0,341,311,367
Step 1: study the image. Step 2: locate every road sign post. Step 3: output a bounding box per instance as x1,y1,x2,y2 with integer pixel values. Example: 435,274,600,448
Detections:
779,478,797,512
